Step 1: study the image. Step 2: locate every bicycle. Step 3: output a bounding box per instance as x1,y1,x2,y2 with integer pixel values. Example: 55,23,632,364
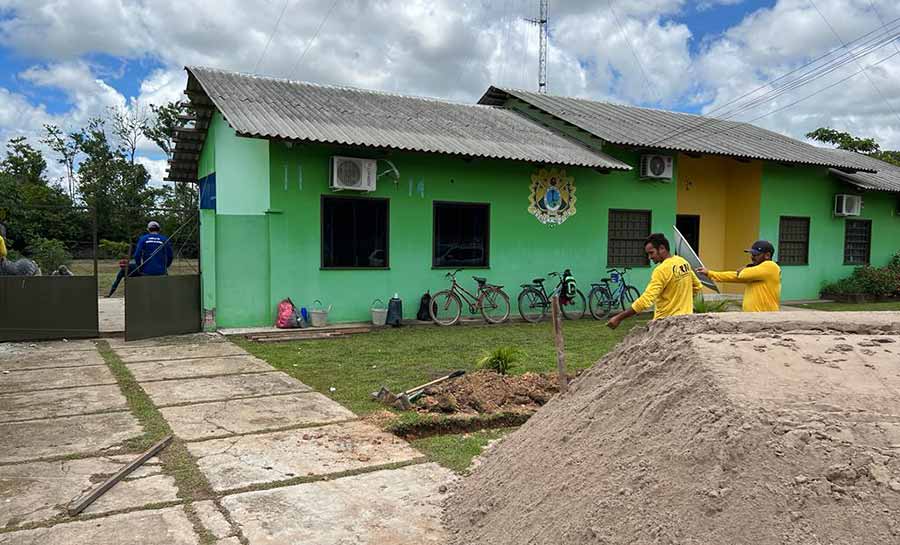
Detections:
517,269,587,323
429,269,511,326
587,268,641,320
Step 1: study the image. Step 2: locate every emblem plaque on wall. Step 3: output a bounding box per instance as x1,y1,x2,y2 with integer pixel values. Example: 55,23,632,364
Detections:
528,167,576,225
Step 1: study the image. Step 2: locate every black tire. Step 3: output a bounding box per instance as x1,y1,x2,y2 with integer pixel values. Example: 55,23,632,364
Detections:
588,286,615,320
561,289,587,320
622,286,641,310
517,287,547,323
430,290,462,326
478,287,511,324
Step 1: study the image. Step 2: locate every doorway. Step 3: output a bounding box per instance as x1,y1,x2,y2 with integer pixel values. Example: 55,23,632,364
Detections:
676,214,701,254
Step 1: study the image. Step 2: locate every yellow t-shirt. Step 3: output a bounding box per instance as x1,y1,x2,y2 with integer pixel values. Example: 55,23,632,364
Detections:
631,255,702,319
708,260,781,312
0,235,6,259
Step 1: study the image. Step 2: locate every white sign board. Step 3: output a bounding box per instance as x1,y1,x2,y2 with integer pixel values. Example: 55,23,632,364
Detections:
672,225,719,293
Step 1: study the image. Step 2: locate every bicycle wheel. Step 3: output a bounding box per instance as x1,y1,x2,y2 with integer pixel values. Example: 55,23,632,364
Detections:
560,289,587,320
430,290,462,326
478,287,511,324
588,286,615,320
517,287,548,323
621,286,641,310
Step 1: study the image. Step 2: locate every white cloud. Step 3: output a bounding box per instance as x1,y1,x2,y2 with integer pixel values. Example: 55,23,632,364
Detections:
136,155,169,187
0,0,899,180
696,0,744,12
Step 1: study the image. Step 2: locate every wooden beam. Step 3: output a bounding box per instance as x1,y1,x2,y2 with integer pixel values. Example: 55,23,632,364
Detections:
67,435,172,516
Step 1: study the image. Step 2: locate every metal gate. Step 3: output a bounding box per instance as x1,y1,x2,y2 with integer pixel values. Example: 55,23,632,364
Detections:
123,207,201,341
0,204,100,342
0,276,99,342
125,275,201,341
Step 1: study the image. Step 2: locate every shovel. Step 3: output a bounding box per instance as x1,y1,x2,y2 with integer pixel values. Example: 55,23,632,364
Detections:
372,370,466,408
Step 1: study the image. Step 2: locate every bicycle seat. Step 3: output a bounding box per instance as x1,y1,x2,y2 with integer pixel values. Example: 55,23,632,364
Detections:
473,276,487,285
532,277,545,284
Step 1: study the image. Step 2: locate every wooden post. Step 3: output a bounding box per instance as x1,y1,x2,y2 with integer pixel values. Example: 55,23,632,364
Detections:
550,295,568,394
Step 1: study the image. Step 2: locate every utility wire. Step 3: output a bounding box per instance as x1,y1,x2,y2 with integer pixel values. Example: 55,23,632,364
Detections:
253,0,292,74
290,0,341,78
607,0,660,105
808,0,900,124
646,15,900,147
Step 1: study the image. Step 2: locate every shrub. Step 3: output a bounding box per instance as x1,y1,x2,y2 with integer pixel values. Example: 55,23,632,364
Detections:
28,238,71,272
822,261,900,298
693,295,732,313
476,346,522,375
99,239,130,259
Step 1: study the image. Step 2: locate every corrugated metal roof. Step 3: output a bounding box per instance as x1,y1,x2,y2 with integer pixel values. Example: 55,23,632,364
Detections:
479,87,876,173
827,150,900,192
183,67,630,170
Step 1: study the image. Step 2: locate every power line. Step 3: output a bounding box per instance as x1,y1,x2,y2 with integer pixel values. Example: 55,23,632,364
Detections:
290,0,341,78
808,0,900,124
607,0,660,105
646,15,900,147
253,0,292,74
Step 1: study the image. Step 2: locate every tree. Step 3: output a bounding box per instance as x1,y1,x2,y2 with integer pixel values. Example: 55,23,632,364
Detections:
807,127,900,167
42,124,81,198
109,103,149,165
0,137,83,252
144,101,190,160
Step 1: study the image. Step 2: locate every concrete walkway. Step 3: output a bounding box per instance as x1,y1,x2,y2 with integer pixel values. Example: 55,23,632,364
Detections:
0,335,452,544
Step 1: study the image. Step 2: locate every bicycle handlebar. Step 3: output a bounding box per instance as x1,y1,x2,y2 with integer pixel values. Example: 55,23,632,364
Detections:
445,268,464,278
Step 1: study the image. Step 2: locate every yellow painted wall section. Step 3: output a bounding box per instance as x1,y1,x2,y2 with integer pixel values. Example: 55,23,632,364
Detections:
676,154,762,294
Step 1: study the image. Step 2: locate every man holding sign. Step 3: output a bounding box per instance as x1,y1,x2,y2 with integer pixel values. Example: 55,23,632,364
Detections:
697,240,782,312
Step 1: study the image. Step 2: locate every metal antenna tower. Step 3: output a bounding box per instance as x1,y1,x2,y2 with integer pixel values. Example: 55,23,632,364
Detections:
524,0,548,93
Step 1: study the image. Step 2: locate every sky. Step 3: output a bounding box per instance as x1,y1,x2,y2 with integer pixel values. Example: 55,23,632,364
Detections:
0,0,898,186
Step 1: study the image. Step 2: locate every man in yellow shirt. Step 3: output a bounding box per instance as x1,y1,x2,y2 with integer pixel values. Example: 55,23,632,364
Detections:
698,240,781,312
607,233,702,329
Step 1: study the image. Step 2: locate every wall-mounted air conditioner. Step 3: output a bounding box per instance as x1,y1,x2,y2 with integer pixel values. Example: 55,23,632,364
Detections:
834,194,862,217
639,154,674,181
330,156,377,191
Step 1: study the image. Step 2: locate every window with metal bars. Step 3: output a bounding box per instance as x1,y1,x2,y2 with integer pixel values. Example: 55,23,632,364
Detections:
843,219,871,266
777,216,809,265
608,209,651,267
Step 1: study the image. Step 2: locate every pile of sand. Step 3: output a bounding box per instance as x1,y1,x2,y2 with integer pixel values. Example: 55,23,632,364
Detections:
444,312,900,545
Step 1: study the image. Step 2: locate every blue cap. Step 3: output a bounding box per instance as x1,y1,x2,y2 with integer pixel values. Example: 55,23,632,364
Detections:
744,240,774,256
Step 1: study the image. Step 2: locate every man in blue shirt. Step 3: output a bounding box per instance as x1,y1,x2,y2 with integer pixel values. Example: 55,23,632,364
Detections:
133,221,173,276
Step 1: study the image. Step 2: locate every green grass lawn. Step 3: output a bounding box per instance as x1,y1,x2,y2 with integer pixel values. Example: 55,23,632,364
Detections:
235,318,644,416
796,301,900,312
411,428,514,473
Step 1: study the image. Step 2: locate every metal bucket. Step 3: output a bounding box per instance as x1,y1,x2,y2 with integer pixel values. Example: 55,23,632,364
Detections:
310,299,331,327
370,299,388,326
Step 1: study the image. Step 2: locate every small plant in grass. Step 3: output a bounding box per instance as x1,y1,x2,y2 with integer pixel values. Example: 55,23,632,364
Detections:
476,346,522,375
99,239,130,259
694,295,732,313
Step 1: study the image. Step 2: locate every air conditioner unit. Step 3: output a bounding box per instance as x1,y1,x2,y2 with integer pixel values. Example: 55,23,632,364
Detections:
330,156,377,191
834,194,862,217
639,154,674,181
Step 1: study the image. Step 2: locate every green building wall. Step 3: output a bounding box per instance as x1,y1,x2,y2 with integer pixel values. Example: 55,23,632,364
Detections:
759,163,899,300
198,111,900,328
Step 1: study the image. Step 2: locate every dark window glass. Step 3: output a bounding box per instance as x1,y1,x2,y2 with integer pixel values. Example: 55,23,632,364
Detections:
778,216,810,265
608,209,651,267
433,202,489,268
843,219,871,265
321,196,388,268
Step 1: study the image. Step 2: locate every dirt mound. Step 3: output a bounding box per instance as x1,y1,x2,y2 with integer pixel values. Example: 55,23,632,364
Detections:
444,312,900,545
416,371,567,414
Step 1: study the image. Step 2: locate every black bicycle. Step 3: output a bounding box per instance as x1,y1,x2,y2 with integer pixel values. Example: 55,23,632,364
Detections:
517,270,587,323
430,269,511,326
587,268,641,320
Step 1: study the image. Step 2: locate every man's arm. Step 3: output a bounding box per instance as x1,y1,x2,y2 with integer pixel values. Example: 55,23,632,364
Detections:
0,235,6,259
699,268,744,283
165,237,174,267
691,270,703,295
132,235,146,262
607,269,665,329
736,263,772,281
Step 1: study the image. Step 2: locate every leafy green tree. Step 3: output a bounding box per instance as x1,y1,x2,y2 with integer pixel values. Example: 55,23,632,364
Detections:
41,124,81,198
144,101,190,160
807,127,900,167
